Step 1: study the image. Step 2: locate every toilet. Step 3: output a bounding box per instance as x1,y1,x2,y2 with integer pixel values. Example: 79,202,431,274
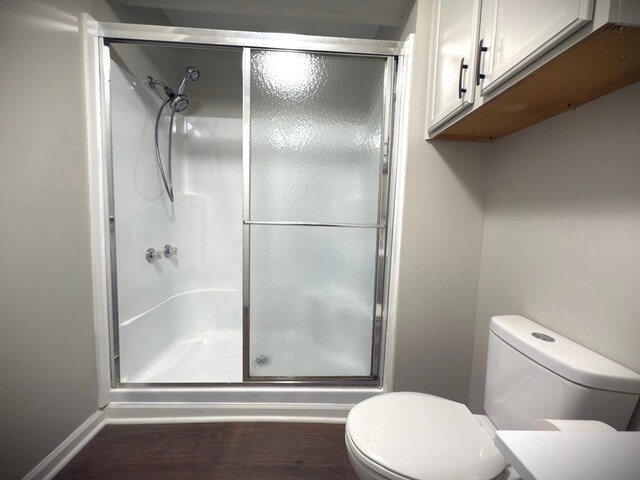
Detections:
345,315,640,480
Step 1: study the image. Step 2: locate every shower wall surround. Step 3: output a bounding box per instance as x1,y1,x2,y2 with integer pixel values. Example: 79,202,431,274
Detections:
110,59,243,383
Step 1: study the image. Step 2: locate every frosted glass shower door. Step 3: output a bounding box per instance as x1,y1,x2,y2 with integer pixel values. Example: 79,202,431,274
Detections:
246,49,392,379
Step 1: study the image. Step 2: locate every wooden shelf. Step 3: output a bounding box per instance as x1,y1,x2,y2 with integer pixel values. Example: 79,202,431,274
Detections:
436,25,640,142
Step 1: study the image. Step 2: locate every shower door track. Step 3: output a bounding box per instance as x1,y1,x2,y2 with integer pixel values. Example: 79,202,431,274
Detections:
85,16,413,405
97,22,402,56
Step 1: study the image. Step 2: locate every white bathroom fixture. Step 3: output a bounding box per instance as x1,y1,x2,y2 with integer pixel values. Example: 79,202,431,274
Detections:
495,431,640,480
345,315,640,480
485,315,640,431
346,392,507,480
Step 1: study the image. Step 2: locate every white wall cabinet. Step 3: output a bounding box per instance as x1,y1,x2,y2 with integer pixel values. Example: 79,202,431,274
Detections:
479,0,594,95
426,0,640,141
427,0,482,130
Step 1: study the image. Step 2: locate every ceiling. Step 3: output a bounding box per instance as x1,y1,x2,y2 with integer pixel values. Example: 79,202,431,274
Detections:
110,0,415,39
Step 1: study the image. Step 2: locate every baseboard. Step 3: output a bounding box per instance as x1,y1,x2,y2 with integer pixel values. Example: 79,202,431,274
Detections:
22,402,352,480
22,410,106,480
105,402,352,424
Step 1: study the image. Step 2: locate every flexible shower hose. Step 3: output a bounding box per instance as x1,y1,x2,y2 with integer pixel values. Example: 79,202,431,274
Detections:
154,98,175,202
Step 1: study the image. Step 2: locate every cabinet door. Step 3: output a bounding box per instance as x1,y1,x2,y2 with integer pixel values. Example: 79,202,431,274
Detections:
427,0,482,133
479,0,594,95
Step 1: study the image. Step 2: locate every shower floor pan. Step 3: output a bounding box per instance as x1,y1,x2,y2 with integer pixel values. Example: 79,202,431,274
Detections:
126,331,243,384
118,290,243,384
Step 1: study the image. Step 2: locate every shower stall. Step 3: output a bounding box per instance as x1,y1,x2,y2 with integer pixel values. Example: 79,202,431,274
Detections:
86,19,411,406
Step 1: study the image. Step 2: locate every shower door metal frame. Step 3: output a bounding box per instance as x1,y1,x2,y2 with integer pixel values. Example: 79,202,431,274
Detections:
242,49,396,384
99,40,121,388
87,18,411,398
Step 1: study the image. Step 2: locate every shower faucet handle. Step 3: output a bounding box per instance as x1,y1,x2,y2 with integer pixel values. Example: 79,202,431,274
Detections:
146,248,164,263
164,244,178,258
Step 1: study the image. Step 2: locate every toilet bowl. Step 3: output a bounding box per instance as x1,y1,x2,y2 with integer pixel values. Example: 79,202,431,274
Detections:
345,392,507,480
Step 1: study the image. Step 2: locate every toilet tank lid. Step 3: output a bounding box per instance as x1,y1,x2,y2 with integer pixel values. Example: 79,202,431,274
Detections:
490,316,640,394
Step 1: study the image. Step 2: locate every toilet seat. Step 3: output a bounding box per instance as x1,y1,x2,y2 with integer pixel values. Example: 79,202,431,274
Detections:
346,428,413,480
346,392,507,480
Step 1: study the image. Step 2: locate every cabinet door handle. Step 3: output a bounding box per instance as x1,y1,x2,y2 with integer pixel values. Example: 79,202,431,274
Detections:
476,39,488,86
458,57,469,99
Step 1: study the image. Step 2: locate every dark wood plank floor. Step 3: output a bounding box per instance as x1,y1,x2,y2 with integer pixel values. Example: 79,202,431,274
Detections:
54,422,358,480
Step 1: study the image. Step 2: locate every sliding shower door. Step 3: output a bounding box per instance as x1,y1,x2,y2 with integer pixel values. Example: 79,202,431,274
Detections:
245,49,393,380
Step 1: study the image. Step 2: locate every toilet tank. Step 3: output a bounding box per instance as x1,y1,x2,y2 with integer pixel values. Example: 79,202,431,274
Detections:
484,315,640,431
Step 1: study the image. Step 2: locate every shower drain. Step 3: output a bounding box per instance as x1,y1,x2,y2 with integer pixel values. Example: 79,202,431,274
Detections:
253,354,272,367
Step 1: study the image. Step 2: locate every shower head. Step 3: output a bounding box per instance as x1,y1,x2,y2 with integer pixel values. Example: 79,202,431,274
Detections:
178,66,200,94
185,66,200,81
148,68,198,113
170,94,190,113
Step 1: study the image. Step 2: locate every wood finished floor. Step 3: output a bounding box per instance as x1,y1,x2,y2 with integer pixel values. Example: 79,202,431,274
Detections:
54,422,359,480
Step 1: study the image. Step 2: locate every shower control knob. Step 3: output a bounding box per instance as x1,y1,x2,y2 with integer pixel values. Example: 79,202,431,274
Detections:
164,244,178,258
146,248,164,263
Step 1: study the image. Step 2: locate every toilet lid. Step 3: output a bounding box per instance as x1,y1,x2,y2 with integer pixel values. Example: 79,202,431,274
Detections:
346,392,506,480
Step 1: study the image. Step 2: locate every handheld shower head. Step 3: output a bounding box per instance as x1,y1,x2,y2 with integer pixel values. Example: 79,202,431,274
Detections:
149,66,199,204
170,94,190,113
178,66,200,94
148,71,194,113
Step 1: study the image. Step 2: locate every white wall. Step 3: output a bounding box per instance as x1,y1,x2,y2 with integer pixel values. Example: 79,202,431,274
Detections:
164,8,382,39
391,0,490,403
470,82,640,423
0,1,144,478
